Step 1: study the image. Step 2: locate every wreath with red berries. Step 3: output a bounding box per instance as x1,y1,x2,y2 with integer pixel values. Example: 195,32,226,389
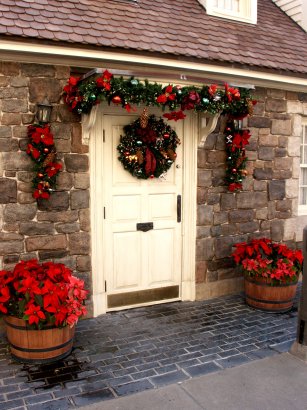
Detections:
117,113,180,179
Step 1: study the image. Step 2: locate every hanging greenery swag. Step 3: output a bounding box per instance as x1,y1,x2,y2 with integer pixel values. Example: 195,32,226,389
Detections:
27,124,62,199
63,70,256,192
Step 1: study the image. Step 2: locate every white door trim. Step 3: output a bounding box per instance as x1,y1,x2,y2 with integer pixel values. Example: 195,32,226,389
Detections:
89,105,217,316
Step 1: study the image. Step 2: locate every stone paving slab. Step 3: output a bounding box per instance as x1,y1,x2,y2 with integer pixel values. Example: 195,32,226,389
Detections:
0,289,300,409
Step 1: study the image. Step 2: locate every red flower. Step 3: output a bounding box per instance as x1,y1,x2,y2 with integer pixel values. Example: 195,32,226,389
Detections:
33,183,50,199
30,126,54,146
232,130,251,150
41,279,60,308
68,76,80,86
232,238,303,284
24,303,46,326
156,85,176,104
45,162,62,177
45,304,68,327
15,276,41,298
225,83,240,102
163,110,186,121
208,84,218,96
0,260,87,329
228,182,242,192
26,144,40,160
181,90,200,111
96,69,113,91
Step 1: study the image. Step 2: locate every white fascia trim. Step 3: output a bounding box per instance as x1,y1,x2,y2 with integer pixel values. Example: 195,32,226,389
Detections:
1,40,307,92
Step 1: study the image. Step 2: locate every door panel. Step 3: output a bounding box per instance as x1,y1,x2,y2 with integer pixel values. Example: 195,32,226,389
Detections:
103,114,183,310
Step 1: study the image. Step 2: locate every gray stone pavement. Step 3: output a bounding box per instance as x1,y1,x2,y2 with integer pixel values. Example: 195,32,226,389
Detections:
0,288,301,409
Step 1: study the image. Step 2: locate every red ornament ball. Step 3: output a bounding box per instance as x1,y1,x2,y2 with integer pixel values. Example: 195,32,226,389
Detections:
124,151,130,156
150,174,154,179
43,148,49,153
163,133,170,139
232,168,237,173
112,95,122,105
38,173,44,178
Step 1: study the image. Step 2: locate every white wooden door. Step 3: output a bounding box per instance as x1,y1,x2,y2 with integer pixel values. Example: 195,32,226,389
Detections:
102,114,183,310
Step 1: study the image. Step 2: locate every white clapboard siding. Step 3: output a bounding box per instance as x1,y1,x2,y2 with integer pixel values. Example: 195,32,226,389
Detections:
272,0,307,32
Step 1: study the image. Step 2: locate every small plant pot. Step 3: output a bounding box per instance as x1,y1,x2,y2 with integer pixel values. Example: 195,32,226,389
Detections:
244,276,298,313
4,316,75,363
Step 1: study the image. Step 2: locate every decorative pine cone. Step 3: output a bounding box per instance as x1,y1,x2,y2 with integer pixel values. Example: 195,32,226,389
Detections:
140,107,149,129
42,151,56,167
136,150,144,164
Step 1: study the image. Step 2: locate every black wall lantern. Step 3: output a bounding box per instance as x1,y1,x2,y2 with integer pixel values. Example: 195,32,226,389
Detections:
36,97,53,124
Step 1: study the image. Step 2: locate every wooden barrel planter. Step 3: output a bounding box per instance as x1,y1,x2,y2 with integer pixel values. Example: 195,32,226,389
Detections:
244,276,298,313
4,316,75,363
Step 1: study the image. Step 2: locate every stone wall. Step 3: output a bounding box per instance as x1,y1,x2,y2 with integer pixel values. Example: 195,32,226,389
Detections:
0,62,91,300
1,59,307,309
196,87,307,299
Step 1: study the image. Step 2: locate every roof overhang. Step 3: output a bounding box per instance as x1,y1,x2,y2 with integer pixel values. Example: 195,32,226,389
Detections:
1,39,307,92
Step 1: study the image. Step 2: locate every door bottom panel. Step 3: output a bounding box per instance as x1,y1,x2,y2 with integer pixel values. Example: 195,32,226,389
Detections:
107,285,179,309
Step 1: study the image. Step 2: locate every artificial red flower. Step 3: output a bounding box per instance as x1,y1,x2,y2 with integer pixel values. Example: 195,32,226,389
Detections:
228,182,242,192
231,130,251,150
45,162,62,177
33,183,50,199
26,144,40,160
96,69,113,91
224,83,240,102
30,126,54,146
208,84,218,96
181,91,200,111
68,76,80,86
163,110,186,121
156,85,176,104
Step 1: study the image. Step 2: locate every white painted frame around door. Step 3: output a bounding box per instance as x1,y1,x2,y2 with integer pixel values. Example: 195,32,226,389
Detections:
89,104,208,317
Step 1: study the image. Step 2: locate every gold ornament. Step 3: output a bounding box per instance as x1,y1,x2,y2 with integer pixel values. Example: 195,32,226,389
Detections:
128,155,138,163
140,107,149,129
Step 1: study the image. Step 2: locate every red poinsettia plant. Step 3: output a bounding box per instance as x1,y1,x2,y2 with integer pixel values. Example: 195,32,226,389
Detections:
0,260,88,329
232,238,303,284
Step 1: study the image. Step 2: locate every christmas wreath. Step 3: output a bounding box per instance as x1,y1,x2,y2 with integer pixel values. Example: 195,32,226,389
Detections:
117,110,180,179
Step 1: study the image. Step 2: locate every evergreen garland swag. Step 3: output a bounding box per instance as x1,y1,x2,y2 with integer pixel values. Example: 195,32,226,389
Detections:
62,70,257,192
117,113,180,179
26,124,62,199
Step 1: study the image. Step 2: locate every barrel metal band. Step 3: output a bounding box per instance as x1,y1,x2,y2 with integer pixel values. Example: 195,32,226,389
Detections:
5,320,55,331
246,295,295,304
245,277,298,287
8,338,73,353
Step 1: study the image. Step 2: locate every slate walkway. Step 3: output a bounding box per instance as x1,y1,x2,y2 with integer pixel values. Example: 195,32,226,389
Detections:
0,288,300,410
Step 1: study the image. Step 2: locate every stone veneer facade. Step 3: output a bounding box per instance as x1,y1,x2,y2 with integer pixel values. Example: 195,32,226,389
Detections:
1,61,307,312
196,87,307,299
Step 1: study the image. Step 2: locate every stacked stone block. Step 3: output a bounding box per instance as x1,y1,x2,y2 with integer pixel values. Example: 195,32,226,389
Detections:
196,87,307,291
0,61,91,293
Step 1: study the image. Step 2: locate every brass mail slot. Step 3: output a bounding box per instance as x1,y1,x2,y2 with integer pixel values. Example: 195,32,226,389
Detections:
136,222,153,232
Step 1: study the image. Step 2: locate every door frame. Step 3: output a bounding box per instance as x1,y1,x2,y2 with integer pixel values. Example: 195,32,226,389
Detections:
89,104,200,316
